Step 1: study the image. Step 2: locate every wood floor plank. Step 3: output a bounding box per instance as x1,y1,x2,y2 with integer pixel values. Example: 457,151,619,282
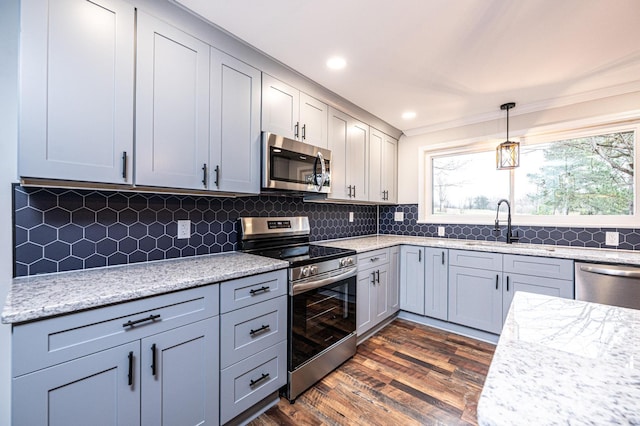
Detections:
248,319,495,426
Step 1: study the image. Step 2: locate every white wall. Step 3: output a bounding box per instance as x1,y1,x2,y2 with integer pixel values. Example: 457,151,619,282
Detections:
0,0,19,424
398,91,640,204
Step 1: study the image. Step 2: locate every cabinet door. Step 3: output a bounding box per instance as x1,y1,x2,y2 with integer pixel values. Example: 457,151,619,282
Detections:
19,0,134,184
400,246,425,315
368,128,384,203
502,273,573,323
136,12,210,189
141,317,219,426
374,265,390,323
210,48,261,193
424,248,448,321
299,92,328,148
13,342,140,426
348,119,370,201
381,133,398,203
356,268,376,335
388,246,400,314
328,107,349,199
448,266,503,334
261,74,299,139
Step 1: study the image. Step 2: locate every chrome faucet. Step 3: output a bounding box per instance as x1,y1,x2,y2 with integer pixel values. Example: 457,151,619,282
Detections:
494,199,519,244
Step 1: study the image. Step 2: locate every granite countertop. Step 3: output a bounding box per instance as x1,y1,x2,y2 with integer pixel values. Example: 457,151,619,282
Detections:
316,234,640,265
477,292,640,424
2,252,288,324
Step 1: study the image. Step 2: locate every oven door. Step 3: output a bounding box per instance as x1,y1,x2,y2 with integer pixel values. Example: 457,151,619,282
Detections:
289,268,356,372
262,132,331,193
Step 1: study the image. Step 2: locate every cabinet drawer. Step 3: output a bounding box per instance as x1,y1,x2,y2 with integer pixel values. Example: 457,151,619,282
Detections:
358,248,389,269
503,254,573,280
220,295,287,368
13,284,218,377
220,270,287,313
449,249,502,270
220,340,287,424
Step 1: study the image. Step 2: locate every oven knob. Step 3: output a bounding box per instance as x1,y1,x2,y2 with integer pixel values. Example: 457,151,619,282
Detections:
347,257,354,266
301,266,311,278
339,258,347,267
310,265,318,275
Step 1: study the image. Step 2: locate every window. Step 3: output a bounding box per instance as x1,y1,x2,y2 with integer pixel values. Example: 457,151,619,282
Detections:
422,123,639,226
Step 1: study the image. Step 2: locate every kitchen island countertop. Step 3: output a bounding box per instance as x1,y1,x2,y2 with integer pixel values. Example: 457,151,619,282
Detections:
316,234,640,265
2,252,288,324
477,292,640,425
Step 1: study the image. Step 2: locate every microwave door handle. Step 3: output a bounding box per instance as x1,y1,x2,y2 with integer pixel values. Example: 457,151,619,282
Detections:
315,151,326,192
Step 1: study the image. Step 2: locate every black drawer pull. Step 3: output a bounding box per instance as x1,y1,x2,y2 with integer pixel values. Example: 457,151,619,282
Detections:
506,276,510,292
250,372,270,387
123,314,161,328
249,286,270,295
249,324,270,336
150,344,157,377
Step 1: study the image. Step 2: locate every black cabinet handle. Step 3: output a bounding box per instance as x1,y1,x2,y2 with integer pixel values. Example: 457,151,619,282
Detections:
294,122,299,139
249,324,270,336
214,165,220,188
418,250,422,262
496,275,499,290
506,276,510,292
202,163,207,188
250,372,270,387
249,286,270,295
123,314,161,328
353,185,356,198
371,271,376,285
150,344,157,377
376,270,380,283
347,185,352,198
301,124,306,140
128,351,134,386
122,152,128,180
441,251,445,265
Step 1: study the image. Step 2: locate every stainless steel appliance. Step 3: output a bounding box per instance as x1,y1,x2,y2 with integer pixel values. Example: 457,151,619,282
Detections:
575,262,640,310
262,132,331,193
239,216,357,402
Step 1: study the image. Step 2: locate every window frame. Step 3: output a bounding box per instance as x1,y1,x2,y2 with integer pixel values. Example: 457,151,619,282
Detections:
419,120,640,227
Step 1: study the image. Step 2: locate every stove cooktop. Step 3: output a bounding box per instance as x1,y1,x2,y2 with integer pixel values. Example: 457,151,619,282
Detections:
250,244,355,267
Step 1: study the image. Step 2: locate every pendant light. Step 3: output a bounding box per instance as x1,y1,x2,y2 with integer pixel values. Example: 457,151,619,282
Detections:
496,102,519,169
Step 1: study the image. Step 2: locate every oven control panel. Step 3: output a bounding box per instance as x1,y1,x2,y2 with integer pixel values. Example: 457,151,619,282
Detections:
291,256,357,281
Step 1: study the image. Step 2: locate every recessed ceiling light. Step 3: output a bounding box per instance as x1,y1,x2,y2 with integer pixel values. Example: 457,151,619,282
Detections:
402,111,417,120
326,56,346,70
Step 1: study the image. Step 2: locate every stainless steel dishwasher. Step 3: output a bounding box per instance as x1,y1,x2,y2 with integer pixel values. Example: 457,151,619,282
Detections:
575,262,640,310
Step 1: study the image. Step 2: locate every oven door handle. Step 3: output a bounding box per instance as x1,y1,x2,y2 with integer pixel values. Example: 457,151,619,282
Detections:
291,267,357,296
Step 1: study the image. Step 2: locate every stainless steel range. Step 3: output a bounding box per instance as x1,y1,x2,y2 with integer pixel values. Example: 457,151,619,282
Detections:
239,216,357,402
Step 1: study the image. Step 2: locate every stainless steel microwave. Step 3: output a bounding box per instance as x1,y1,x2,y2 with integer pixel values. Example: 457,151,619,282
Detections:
262,132,331,193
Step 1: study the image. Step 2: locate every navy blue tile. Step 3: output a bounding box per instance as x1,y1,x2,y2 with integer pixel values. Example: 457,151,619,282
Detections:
72,239,96,258
44,241,70,261
57,191,84,211
59,256,84,272
15,242,43,264
59,224,83,243
30,259,57,275
15,207,43,229
85,223,107,242
30,224,57,246
85,254,107,269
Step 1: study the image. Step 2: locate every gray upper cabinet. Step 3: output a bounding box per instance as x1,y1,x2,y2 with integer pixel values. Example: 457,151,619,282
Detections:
210,48,261,194
400,245,425,315
135,11,210,190
261,74,328,148
19,0,134,184
328,107,369,201
369,128,398,203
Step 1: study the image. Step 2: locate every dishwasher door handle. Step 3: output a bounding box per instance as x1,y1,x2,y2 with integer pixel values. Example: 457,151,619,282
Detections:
579,264,640,279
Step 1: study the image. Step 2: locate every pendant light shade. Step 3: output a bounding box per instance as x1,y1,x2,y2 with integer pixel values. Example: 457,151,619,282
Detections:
496,102,519,170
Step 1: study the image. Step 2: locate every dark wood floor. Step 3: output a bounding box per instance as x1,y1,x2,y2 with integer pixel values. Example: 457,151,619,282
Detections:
249,319,496,426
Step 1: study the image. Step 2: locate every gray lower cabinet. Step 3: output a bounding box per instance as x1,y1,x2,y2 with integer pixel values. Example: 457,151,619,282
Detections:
448,249,574,334
219,270,287,424
448,264,503,334
11,285,220,426
357,249,395,336
399,245,425,315
388,246,400,313
13,341,140,426
424,247,448,321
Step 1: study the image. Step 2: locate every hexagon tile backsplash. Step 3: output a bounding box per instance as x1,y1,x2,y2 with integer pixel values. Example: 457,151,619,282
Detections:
379,204,640,250
13,185,377,277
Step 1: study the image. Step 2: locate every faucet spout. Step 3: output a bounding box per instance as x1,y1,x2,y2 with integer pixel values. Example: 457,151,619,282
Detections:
495,199,519,244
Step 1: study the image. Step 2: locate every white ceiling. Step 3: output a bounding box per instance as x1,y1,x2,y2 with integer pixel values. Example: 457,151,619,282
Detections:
175,0,640,135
